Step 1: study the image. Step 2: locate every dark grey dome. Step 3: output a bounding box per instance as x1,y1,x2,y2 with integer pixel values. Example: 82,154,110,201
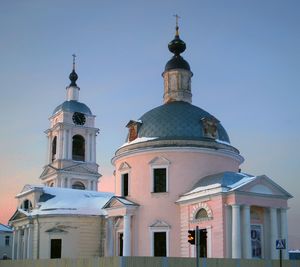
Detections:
137,101,230,143
53,100,92,115
165,55,191,71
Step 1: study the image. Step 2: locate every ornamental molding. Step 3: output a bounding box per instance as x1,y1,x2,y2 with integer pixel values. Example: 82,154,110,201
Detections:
190,202,213,221
148,156,171,166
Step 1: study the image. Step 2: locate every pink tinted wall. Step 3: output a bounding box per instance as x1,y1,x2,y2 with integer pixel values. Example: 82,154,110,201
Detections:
113,148,240,256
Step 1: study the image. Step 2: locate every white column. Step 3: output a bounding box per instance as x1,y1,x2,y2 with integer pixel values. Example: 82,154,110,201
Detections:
68,130,72,159
123,214,131,256
95,181,98,191
86,133,90,162
225,205,232,258
280,208,288,259
23,227,28,259
89,180,93,191
27,225,33,259
47,135,52,163
270,207,278,259
232,204,241,258
62,129,68,159
57,130,62,159
16,228,21,259
12,229,16,260
91,134,96,162
242,205,251,259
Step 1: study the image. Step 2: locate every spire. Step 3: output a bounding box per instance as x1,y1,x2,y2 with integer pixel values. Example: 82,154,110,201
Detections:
168,14,186,56
69,54,78,87
162,17,193,104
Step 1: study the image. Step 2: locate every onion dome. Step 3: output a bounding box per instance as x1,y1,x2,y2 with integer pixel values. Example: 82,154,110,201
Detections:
165,22,191,71
69,54,78,87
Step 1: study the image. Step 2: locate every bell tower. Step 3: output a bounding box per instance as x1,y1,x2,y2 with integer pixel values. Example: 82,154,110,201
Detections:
40,55,101,191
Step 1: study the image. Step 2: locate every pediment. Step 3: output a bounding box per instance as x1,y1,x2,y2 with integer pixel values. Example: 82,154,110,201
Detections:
103,196,138,209
149,220,171,229
118,162,131,172
149,156,171,166
62,164,101,177
235,175,292,198
45,224,75,234
40,165,57,178
9,209,27,222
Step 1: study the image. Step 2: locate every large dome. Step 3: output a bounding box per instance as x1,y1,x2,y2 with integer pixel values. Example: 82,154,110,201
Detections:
137,101,230,143
53,100,92,115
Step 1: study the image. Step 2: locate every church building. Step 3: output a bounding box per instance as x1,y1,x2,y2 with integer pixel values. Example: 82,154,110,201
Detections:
9,23,292,260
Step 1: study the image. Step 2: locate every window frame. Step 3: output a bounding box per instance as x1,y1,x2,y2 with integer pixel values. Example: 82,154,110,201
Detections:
149,227,169,257
151,165,169,193
121,173,129,197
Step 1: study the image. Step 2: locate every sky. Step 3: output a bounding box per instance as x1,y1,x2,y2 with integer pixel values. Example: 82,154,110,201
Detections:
0,0,299,249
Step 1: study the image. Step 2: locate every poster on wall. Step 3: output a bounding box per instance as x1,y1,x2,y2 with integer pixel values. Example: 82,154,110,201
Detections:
251,225,262,258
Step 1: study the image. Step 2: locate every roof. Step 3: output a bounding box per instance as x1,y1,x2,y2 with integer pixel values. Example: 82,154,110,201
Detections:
177,171,292,203
191,171,253,190
0,223,12,233
17,186,114,217
165,55,191,71
134,101,230,143
53,100,92,115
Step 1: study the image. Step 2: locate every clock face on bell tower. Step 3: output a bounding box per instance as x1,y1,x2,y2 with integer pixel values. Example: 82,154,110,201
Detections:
72,112,86,125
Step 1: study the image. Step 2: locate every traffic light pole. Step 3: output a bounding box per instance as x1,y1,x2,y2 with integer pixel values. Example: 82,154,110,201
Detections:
195,226,200,267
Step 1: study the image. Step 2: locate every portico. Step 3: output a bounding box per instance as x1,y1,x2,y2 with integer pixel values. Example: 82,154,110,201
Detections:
103,196,138,256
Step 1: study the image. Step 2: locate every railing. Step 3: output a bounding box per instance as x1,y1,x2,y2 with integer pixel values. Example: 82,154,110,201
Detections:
0,257,299,267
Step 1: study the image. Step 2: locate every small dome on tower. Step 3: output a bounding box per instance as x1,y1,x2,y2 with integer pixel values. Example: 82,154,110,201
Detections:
69,69,78,87
164,18,191,72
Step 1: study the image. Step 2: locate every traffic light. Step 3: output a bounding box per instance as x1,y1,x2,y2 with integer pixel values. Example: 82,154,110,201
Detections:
188,230,195,245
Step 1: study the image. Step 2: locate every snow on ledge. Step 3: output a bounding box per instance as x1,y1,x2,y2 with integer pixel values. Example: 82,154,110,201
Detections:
120,137,158,148
215,139,231,146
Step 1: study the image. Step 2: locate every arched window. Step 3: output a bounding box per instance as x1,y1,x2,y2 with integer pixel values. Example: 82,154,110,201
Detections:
195,208,208,220
72,181,85,190
49,182,54,187
72,135,85,161
21,199,33,212
52,136,57,162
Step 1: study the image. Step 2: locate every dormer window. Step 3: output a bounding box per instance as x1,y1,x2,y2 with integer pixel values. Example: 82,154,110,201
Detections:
126,120,142,142
201,117,219,139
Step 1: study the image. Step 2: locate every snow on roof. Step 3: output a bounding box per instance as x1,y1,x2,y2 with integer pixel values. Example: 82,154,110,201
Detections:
28,186,114,216
0,223,12,232
120,137,158,148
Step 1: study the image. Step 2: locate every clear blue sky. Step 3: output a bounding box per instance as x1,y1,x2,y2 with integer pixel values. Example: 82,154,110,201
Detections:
0,0,299,248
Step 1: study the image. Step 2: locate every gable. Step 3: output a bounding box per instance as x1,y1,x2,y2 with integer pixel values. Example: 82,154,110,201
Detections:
9,209,27,222
149,156,171,166
39,165,57,178
118,162,131,172
235,175,292,198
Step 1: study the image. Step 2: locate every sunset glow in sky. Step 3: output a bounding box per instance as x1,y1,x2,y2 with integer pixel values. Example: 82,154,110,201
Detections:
0,0,299,248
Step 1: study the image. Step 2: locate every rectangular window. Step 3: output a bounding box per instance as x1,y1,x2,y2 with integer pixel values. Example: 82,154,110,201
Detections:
153,168,166,193
5,236,9,246
154,232,166,256
122,173,129,197
50,239,62,259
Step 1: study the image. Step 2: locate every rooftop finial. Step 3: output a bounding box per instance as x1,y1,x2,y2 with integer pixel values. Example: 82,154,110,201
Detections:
72,54,76,71
174,14,181,36
69,54,78,87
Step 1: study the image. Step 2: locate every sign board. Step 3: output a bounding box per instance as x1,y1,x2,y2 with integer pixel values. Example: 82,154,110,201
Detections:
276,239,286,250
